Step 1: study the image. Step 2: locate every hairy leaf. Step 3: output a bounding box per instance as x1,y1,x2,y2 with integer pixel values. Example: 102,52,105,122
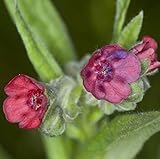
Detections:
8,0,76,66
76,111,160,159
4,0,62,82
117,11,143,48
113,0,131,41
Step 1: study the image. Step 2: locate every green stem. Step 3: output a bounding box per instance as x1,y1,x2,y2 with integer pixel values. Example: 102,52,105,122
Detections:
42,135,71,159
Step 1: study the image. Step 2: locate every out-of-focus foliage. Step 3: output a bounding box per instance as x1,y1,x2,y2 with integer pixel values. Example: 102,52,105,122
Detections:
1,0,160,159
76,112,160,159
4,0,62,82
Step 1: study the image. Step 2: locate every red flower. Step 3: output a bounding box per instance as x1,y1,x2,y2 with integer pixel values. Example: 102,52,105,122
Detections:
3,74,48,129
81,45,141,104
130,36,160,73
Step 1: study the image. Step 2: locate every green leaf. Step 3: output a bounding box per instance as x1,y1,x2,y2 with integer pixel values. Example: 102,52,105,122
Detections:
4,0,62,82
117,11,143,48
76,111,160,159
113,0,131,41
8,0,76,66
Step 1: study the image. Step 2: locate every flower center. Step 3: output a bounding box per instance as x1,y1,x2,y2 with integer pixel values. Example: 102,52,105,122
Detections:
27,89,43,111
96,60,114,82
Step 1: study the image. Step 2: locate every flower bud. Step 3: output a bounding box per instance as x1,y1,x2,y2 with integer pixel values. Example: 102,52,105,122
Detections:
130,36,160,74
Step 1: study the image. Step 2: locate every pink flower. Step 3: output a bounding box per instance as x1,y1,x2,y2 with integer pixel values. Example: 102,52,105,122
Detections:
130,36,160,73
81,44,141,104
3,74,48,129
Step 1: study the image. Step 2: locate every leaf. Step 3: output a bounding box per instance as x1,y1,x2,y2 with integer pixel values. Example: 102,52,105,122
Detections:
113,0,131,41
8,0,76,66
117,11,143,48
76,111,160,159
21,0,76,66
4,0,62,82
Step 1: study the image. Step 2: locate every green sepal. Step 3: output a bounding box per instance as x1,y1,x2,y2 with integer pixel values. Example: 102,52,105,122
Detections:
140,59,150,76
147,68,159,76
83,93,99,107
99,100,116,115
40,75,82,136
141,76,151,92
127,79,144,103
52,76,82,121
62,84,82,121
40,107,66,137
116,101,137,111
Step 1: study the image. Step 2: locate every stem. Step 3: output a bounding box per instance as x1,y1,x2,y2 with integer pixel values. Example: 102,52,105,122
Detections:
42,135,71,159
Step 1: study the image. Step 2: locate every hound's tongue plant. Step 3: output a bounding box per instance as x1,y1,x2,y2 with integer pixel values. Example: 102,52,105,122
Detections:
3,0,160,159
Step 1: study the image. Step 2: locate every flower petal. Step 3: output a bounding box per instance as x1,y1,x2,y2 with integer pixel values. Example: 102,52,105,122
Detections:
135,48,155,61
143,36,158,51
19,116,41,129
113,54,141,83
19,108,44,129
92,82,106,99
101,44,125,57
81,68,97,92
3,95,29,123
104,78,131,104
4,74,44,96
149,61,160,72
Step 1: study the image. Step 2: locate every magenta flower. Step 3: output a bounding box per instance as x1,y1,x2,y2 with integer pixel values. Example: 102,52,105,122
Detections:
81,44,141,104
130,36,160,73
3,74,48,129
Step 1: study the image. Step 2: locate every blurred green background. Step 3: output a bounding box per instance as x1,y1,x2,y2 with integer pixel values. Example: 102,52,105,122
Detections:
0,0,160,158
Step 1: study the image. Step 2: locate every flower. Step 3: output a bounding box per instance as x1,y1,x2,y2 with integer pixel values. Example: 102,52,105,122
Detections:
3,74,48,129
130,36,160,73
81,44,141,104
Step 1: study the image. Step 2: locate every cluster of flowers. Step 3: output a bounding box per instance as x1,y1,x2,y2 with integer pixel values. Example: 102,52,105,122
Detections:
81,36,160,103
3,36,160,129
